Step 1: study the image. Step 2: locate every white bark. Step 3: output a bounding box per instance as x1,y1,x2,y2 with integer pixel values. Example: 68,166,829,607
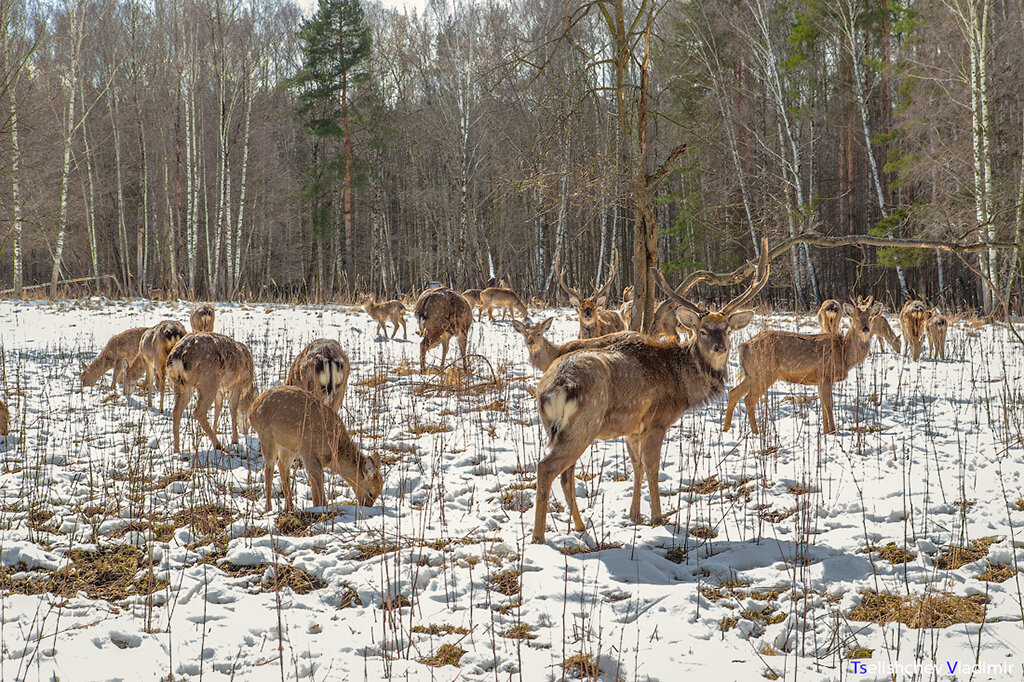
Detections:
10,93,23,296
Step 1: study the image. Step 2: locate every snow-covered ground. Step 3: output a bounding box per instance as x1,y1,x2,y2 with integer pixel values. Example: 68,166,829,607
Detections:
0,298,1022,681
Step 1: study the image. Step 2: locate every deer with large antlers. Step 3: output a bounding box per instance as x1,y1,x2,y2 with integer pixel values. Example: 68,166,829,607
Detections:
557,252,626,339
531,240,770,543
723,297,880,435
511,318,644,372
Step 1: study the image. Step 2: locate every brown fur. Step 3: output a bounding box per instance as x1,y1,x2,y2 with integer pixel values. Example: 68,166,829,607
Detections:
900,300,928,360
190,305,215,333
648,300,682,340
249,385,383,512
81,327,148,393
619,299,634,328
511,318,644,371
131,320,188,410
462,288,483,317
926,312,948,360
286,339,350,413
0,400,8,436
817,299,841,335
166,332,257,453
531,242,768,543
361,296,407,339
870,313,901,353
621,286,634,303
556,252,621,339
724,299,880,435
413,287,473,373
480,286,528,321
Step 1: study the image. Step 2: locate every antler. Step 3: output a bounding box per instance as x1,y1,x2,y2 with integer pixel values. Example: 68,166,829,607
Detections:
592,250,618,300
554,252,582,302
721,237,770,314
652,267,703,315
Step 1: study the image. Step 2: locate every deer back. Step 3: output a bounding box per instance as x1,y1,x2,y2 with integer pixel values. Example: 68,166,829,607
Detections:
287,339,350,409
167,332,255,394
142,320,188,363
249,385,383,505
414,287,473,337
462,289,483,307
190,305,215,333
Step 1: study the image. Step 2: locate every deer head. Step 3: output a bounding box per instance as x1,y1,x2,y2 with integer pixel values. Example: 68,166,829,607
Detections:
556,250,618,331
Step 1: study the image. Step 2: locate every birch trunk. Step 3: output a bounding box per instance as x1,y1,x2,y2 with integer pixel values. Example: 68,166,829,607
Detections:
10,94,23,296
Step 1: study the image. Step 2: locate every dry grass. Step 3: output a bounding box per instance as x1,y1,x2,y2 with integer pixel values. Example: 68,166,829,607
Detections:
848,591,989,628
863,542,917,564
562,653,601,679
500,624,538,640
419,643,466,667
934,536,999,570
684,476,720,494
489,569,521,596
689,525,718,539
559,541,623,556
977,562,1017,583
411,624,470,636
173,503,235,537
1,546,166,601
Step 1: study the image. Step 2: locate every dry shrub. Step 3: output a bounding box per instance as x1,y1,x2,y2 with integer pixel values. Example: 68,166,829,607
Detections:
848,591,988,628
489,569,521,596
419,643,465,667
562,653,600,679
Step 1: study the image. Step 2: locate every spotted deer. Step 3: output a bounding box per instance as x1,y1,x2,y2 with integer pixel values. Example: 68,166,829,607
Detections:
130,320,188,410
900,300,928,360
723,297,881,436
249,385,383,512
926,312,948,360
556,251,626,339
531,241,769,542
286,339,350,413
480,286,529,321
166,332,257,453
414,286,473,373
361,295,407,339
510,318,643,372
190,304,215,333
81,327,149,393
817,299,842,334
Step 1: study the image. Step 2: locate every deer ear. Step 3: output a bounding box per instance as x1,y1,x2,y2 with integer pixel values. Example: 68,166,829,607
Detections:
539,317,554,334
568,294,581,308
361,456,377,480
727,310,755,330
511,320,526,334
870,303,882,315
596,295,608,308
674,307,702,330
842,303,855,317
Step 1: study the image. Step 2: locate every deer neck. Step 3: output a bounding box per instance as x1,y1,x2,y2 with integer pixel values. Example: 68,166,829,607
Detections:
841,329,872,370
673,340,727,405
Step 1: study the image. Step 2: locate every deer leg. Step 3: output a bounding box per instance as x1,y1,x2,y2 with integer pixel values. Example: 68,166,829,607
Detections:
157,367,166,412
171,385,193,453
401,318,407,340
533,437,589,543
390,319,398,338
262,437,278,512
625,435,644,523
193,389,223,451
228,390,240,445
723,379,749,432
487,305,495,321
559,465,585,532
419,338,429,373
143,365,153,407
306,459,325,508
640,429,668,525
819,381,837,434
458,333,469,372
745,388,763,435
278,450,295,512
438,336,451,369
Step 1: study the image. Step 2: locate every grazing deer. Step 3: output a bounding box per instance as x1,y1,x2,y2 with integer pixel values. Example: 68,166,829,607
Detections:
480,286,529,321
900,300,928,360
557,252,626,339
462,289,483,318
249,385,383,512
286,339,350,413
190,304,215,333
926,312,948,360
723,297,880,436
414,286,473,373
0,399,8,436
511,318,644,372
361,295,407,339
870,311,901,353
81,327,149,393
531,241,769,543
166,332,257,453
130,320,188,410
817,299,842,335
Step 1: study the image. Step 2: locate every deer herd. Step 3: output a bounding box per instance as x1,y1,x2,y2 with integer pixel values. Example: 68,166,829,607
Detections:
59,244,960,544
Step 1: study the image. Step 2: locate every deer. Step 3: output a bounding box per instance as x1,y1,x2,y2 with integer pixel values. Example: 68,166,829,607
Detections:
361,295,407,339
190,304,215,333
531,240,769,543
511,318,644,372
81,327,149,393
249,385,383,512
286,338,350,414
556,251,626,339
723,297,881,436
817,299,842,335
129,320,188,410
899,300,928,360
0,399,8,436
480,285,529,321
166,332,258,453
926,312,948,360
414,286,473,373
870,310,901,353
462,289,483,318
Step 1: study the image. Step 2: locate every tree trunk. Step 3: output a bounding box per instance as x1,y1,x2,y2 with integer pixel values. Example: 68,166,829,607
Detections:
10,93,23,296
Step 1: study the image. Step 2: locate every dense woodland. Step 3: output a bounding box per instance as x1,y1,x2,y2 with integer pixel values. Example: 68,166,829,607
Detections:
1,0,1023,313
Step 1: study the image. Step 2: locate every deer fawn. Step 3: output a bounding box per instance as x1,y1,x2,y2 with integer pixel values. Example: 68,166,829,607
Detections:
900,300,928,360
817,299,842,334
556,251,626,338
531,241,769,542
249,385,383,512
286,339,350,413
0,399,8,436
361,295,407,339
130,320,188,410
81,327,149,393
414,286,473,373
166,332,257,453
480,286,529,321
926,312,948,359
511,318,644,372
190,304,215,333
723,297,880,436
